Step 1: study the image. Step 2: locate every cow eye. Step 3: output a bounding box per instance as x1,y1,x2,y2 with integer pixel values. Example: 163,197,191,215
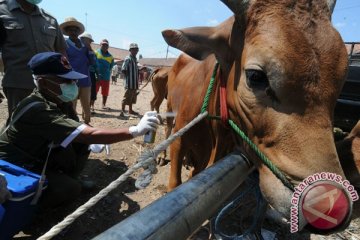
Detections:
245,69,269,89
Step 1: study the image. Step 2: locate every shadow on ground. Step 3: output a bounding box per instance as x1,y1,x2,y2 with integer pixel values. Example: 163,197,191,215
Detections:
15,158,140,240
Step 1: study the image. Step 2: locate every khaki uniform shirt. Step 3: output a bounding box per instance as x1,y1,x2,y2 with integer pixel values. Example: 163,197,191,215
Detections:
0,0,66,89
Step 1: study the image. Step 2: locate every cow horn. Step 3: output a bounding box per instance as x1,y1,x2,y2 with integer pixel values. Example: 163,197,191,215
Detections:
327,0,336,14
220,0,249,16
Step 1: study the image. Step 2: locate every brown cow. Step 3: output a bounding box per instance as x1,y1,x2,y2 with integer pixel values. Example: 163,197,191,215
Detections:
162,0,349,227
150,66,171,114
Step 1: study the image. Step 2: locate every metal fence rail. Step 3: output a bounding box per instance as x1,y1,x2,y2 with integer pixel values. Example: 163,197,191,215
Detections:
93,151,254,240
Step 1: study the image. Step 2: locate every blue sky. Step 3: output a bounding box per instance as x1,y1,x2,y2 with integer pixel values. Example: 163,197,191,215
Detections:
39,0,360,58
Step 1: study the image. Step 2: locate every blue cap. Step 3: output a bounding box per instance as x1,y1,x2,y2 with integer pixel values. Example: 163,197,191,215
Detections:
28,52,87,80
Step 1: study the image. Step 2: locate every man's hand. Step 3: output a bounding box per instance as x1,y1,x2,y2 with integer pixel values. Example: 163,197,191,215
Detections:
129,111,159,137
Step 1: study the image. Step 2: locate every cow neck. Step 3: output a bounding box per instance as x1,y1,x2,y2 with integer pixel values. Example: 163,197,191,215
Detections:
200,62,228,125
200,62,295,192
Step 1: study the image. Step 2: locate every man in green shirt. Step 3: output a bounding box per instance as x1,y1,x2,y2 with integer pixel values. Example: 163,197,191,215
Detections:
0,52,159,208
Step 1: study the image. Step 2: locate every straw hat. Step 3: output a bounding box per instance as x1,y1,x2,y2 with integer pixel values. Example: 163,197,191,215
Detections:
79,32,94,42
60,17,85,36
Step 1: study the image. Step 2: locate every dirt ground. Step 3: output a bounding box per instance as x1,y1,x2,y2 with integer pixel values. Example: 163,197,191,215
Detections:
0,77,360,240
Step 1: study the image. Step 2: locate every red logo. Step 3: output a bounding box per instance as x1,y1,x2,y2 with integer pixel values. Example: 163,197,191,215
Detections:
301,182,350,230
60,56,72,70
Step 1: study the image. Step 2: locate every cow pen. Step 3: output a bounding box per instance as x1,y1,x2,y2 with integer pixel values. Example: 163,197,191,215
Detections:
92,151,254,240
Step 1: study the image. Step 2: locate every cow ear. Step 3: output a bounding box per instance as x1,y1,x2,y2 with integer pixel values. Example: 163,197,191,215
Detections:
162,27,216,60
327,0,336,14
162,17,235,61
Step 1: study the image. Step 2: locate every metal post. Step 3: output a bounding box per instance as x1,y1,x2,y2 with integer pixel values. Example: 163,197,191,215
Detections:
93,152,254,240
85,12,88,30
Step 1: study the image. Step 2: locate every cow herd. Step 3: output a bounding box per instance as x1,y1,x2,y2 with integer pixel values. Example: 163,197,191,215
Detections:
146,0,360,235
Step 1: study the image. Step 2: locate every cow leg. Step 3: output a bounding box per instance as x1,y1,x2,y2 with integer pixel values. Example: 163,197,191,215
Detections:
156,91,166,112
189,151,207,178
154,97,163,123
156,115,174,166
150,95,165,124
189,124,231,179
150,96,157,111
188,147,213,179
167,104,185,191
168,136,186,191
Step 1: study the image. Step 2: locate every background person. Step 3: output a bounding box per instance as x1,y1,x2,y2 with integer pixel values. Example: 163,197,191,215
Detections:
111,63,118,85
60,17,93,124
0,52,159,208
120,43,140,117
0,0,67,119
95,39,114,110
79,32,98,114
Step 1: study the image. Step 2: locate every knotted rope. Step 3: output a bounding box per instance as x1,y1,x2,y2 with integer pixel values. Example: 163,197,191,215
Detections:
37,111,209,240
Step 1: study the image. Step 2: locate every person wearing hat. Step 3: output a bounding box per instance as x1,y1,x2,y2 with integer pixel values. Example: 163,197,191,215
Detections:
80,32,98,114
120,43,140,117
0,52,159,208
95,39,115,110
0,0,67,119
60,17,94,124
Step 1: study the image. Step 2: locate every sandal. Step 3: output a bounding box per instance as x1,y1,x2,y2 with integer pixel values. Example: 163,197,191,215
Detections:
129,110,139,115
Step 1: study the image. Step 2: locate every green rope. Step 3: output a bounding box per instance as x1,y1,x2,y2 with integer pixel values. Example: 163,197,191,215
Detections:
228,120,294,191
200,62,294,191
201,62,219,113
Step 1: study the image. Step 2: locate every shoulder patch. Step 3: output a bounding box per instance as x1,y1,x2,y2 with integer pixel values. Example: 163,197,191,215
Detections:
39,8,55,19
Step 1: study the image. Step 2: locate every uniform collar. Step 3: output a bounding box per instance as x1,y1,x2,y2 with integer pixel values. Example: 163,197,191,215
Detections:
66,38,85,48
8,0,42,16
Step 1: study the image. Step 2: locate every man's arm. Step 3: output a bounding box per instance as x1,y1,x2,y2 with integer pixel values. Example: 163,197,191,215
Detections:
75,126,133,144
110,58,115,70
121,57,129,75
74,111,159,144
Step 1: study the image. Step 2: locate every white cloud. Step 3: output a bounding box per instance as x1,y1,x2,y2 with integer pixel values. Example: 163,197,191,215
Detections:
334,22,346,28
207,19,219,26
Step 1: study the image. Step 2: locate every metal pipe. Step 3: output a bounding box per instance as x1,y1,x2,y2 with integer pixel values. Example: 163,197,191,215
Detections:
92,151,254,240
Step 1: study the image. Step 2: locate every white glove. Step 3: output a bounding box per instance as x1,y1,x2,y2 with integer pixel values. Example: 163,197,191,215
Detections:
89,144,105,153
129,111,159,137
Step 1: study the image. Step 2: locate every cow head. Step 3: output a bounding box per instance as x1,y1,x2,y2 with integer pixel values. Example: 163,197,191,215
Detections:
162,0,349,232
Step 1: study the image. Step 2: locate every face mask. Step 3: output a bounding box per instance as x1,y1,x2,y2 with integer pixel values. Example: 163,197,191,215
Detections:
26,0,42,4
57,82,78,102
33,75,39,88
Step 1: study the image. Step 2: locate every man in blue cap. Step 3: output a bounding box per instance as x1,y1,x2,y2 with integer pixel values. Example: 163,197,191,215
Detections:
0,52,159,208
